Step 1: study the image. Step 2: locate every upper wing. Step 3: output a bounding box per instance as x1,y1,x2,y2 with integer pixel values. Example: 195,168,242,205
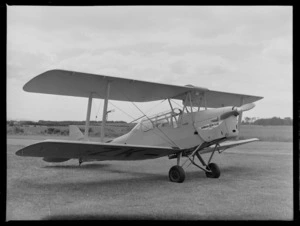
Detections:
177,87,263,108
16,139,181,161
198,138,259,154
194,90,262,108
23,69,205,102
23,69,263,106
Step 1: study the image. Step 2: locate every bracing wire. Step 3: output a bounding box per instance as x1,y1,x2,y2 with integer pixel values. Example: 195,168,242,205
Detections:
115,89,180,148
108,101,136,121
128,99,166,123
144,99,167,115
130,101,150,123
130,101,180,148
170,99,183,108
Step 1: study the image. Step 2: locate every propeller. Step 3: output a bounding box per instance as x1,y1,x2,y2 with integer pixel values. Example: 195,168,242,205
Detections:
219,103,255,121
234,102,256,113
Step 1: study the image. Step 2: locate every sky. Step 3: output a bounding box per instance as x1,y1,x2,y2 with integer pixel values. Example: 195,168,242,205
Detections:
7,6,293,122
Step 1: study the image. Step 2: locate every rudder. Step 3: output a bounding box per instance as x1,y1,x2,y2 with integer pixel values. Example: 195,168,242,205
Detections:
69,125,85,141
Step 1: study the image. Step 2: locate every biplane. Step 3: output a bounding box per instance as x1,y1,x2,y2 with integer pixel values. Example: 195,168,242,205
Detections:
16,69,263,183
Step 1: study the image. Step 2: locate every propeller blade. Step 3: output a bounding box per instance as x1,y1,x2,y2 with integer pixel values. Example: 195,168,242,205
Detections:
219,103,255,121
236,103,255,113
219,110,239,121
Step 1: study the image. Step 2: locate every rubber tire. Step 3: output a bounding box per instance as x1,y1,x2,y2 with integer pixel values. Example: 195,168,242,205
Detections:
205,163,221,178
169,165,186,183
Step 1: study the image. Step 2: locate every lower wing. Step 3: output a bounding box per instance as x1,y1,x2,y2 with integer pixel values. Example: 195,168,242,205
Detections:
16,139,181,161
199,138,259,154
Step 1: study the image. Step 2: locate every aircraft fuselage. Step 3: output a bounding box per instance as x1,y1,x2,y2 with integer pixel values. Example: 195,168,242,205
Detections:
112,107,239,149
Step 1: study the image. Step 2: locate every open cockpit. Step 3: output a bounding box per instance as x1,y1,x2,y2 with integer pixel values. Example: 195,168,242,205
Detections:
133,108,183,132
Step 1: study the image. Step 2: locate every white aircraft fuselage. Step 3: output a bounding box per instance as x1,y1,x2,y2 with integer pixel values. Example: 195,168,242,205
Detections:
112,106,239,149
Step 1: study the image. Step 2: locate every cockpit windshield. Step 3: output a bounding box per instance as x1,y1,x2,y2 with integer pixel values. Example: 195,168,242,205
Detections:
134,108,182,132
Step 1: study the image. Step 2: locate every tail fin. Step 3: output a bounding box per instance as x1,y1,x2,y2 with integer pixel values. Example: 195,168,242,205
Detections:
69,125,85,141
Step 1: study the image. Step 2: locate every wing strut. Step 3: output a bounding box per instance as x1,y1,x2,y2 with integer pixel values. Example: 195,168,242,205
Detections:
167,98,177,126
100,81,111,142
237,96,244,140
203,92,207,110
84,92,93,139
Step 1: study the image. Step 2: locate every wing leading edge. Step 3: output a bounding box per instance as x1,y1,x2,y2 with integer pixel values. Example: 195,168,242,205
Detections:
16,139,181,161
199,138,259,154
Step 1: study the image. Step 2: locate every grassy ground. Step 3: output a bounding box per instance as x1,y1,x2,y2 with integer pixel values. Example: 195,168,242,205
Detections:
239,125,293,142
7,138,293,220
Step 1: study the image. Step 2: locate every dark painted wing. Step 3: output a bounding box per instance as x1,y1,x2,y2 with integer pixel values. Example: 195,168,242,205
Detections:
16,139,181,161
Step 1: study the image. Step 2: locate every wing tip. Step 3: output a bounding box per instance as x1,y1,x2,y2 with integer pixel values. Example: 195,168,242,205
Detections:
22,69,66,93
15,148,24,156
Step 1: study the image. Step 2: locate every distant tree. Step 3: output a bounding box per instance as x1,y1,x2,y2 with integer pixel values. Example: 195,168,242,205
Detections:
47,127,61,134
7,120,14,126
79,128,93,133
244,117,251,124
253,117,293,126
13,126,24,134
284,117,293,126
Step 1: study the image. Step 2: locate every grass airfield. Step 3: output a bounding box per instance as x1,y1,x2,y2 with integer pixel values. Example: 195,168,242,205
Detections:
7,136,293,220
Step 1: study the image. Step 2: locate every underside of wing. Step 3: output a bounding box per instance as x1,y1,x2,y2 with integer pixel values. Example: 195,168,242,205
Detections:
16,139,181,161
198,138,259,154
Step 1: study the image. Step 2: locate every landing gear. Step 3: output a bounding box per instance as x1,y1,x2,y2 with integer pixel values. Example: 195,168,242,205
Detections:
169,166,185,183
168,143,221,183
205,163,220,178
79,158,83,166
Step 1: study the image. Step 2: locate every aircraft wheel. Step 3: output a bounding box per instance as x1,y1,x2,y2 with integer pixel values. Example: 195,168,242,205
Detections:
205,163,220,178
169,165,185,183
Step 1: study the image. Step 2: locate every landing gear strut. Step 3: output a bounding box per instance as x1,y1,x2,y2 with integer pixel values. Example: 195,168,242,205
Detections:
168,143,221,183
79,158,83,166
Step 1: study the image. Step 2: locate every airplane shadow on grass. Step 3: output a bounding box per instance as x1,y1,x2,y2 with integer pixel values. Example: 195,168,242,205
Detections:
43,162,170,182
43,163,111,170
42,212,268,220
43,213,198,220
36,162,257,187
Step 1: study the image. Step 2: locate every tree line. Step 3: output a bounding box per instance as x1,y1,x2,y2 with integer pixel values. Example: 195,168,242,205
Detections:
7,117,293,127
7,120,127,127
242,117,293,126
